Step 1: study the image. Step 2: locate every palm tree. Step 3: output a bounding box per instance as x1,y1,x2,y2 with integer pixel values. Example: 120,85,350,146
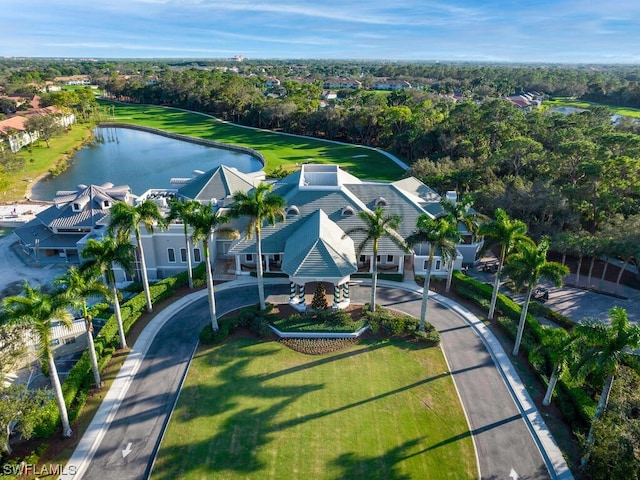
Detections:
229,183,286,310
3,283,74,437
54,266,109,387
502,238,569,356
81,236,136,350
539,327,576,406
439,194,482,292
343,206,407,312
167,199,200,289
478,208,533,320
185,202,230,332
406,215,460,332
571,307,640,467
108,200,165,313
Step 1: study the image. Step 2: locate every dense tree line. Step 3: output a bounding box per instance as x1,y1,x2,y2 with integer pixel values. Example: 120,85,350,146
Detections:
2,59,639,273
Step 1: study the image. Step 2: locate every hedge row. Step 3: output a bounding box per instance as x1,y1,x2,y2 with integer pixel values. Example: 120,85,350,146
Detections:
451,272,594,432
34,263,206,438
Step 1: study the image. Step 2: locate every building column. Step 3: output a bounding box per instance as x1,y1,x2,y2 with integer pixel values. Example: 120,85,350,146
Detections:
235,255,241,273
398,255,403,274
342,283,350,306
265,255,270,273
298,283,306,305
333,283,342,308
369,255,375,273
289,282,297,304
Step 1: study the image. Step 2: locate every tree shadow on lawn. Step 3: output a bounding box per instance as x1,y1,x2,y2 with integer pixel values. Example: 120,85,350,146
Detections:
152,338,456,480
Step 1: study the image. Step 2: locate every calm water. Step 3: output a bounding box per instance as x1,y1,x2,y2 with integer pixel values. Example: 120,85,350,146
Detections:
30,127,263,200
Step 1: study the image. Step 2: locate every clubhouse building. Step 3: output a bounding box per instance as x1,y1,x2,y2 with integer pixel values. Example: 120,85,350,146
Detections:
13,164,483,309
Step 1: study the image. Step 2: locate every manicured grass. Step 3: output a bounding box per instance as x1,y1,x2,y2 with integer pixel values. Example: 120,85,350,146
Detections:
152,338,475,480
101,101,406,180
2,123,95,201
544,98,640,118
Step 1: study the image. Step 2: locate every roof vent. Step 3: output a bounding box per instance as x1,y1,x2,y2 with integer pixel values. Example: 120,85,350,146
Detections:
341,206,355,216
374,196,387,207
287,205,300,216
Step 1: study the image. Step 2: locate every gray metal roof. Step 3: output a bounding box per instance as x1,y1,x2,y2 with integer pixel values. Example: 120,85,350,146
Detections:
282,209,357,280
177,165,255,202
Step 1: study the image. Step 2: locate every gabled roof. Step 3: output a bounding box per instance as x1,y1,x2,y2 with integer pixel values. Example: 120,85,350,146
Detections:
282,209,356,282
177,165,256,203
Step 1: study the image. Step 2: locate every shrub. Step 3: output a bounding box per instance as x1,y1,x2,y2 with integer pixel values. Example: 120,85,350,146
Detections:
199,323,229,345
412,326,441,346
365,306,419,337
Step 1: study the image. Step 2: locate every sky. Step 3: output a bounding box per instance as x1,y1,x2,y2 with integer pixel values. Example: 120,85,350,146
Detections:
2,1,640,63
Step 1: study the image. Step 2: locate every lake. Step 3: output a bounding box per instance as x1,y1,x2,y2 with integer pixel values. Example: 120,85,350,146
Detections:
30,127,263,201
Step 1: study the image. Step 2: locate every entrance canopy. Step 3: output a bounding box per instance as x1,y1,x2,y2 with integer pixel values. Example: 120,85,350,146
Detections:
282,209,357,285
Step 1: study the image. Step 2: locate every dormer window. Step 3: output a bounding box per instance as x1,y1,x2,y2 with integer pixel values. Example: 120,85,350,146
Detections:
341,206,355,216
103,200,111,208
73,203,82,212
287,205,300,216
374,196,387,207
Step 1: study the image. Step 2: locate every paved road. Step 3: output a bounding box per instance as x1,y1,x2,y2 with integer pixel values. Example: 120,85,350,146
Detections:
81,286,263,480
72,281,565,480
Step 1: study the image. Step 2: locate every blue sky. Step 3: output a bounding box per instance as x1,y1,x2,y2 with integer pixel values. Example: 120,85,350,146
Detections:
2,1,640,63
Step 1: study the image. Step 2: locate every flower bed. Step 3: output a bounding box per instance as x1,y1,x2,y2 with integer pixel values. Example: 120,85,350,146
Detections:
279,337,360,355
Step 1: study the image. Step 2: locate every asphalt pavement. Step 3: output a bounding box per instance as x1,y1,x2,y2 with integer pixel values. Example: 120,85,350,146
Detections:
60,279,572,480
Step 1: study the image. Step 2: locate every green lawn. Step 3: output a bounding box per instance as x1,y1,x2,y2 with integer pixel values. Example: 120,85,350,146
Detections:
101,101,406,180
2,123,95,201
544,98,640,118
152,338,476,480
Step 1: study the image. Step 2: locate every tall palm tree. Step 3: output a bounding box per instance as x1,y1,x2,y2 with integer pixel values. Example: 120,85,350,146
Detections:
571,307,640,467
81,236,136,350
54,266,109,387
167,199,200,289
406,215,460,332
539,327,576,406
343,206,407,312
108,200,165,313
185,202,230,332
439,194,482,292
229,183,286,311
502,238,569,356
478,208,533,320
3,283,74,437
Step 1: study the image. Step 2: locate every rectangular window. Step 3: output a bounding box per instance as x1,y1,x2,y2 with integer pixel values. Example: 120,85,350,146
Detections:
359,255,366,263
193,248,202,263
64,337,76,345
387,255,393,263
424,260,429,270
273,254,281,262
435,260,441,270
180,248,187,262
168,248,176,263
376,255,381,263
246,254,253,262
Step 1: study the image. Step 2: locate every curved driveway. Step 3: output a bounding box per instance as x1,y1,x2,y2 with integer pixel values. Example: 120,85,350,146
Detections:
62,280,572,480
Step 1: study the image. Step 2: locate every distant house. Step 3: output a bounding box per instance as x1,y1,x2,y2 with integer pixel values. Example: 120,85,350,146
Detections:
372,78,412,90
265,76,281,87
0,95,75,152
0,115,38,152
53,75,92,85
323,77,362,89
505,92,543,111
